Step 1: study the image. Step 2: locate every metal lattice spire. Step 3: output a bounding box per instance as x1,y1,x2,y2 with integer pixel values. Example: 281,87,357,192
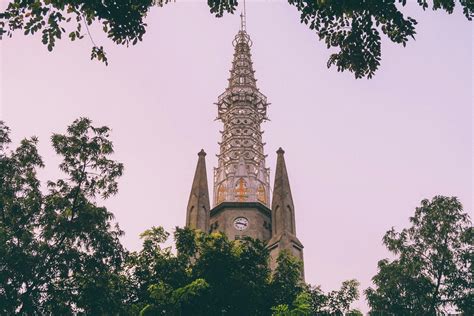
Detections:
213,22,271,207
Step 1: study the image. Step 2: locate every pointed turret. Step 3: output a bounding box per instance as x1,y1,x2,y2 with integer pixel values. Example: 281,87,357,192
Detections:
272,148,296,235
186,149,210,232
268,148,304,278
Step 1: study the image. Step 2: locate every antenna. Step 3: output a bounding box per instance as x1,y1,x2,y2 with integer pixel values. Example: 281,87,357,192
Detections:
240,0,247,32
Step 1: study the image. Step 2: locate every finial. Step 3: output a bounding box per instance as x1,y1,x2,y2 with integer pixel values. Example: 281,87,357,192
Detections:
240,0,247,32
277,147,285,155
198,149,206,156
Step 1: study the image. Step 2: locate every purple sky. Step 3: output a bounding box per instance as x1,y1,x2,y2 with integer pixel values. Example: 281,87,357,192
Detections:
1,1,472,312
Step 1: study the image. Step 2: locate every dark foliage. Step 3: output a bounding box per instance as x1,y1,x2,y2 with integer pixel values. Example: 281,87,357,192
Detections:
133,228,293,315
1,1,471,78
132,227,361,316
366,196,472,315
286,0,472,78
0,118,128,314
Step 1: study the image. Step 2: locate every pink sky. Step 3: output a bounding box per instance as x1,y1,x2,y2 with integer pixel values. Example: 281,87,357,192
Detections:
1,1,472,312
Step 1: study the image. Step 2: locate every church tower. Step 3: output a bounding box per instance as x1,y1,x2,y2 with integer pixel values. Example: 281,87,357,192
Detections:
185,23,304,274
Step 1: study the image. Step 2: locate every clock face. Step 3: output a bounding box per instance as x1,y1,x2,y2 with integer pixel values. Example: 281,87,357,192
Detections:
233,217,249,231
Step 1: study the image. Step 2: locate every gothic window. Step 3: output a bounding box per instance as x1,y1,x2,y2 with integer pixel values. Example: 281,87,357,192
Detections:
287,205,294,233
234,178,248,202
239,77,245,84
188,206,196,227
274,205,280,235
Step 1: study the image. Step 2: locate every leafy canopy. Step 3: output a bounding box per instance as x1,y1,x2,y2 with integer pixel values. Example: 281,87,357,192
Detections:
130,226,361,316
0,118,127,315
1,0,472,78
131,227,293,315
366,196,472,315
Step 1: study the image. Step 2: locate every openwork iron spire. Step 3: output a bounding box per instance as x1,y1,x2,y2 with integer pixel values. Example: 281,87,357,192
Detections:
213,28,270,207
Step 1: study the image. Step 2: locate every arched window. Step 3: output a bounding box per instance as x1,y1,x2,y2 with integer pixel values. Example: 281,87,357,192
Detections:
274,205,280,235
188,206,195,227
287,205,294,233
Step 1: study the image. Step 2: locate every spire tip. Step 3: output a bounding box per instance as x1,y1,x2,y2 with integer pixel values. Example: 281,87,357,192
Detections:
240,0,247,32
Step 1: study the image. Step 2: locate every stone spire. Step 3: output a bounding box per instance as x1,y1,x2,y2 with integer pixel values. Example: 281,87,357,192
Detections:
268,148,304,277
213,29,271,207
271,148,296,235
186,149,210,232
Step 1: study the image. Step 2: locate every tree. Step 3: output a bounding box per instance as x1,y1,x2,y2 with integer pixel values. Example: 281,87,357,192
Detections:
325,279,360,315
0,118,129,314
271,292,312,316
129,224,363,316
126,226,191,314
131,227,296,315
287,0,472,78
1,1,472,78
133,227,361,316
270,250,305,308
305,280,360,315
0,122,45,314
271,280,361,316
365,196,472,315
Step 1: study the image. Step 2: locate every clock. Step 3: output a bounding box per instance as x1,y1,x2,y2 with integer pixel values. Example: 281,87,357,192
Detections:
233,217,249,231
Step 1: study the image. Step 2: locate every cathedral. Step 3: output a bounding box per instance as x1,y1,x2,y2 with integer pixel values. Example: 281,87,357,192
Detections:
185,25,304,274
